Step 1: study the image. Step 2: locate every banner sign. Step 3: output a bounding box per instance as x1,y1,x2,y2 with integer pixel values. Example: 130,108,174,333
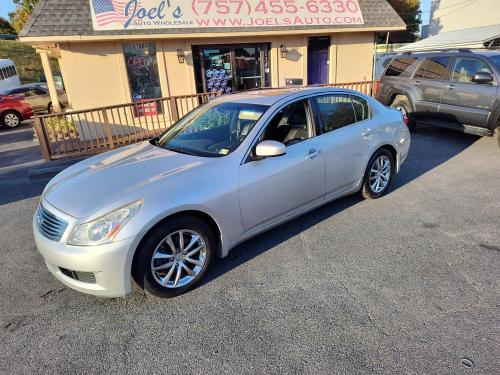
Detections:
89,0,364,31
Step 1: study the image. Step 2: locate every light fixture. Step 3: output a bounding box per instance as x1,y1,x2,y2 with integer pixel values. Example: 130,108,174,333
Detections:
280,45,288,59
177,48,185,63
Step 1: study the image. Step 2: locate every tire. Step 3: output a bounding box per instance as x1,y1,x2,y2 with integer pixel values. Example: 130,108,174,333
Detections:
48,102,62,113
132,215,215,298
391,95,416,131
361,148,395,200
1,110,22,128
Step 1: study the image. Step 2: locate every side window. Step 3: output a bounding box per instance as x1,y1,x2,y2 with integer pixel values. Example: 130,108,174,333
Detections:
313,94,356,133
351,96,370,122
384,57,418,77
260,100,311,146
414,57,450,80
451,58,493,83
0,68,4,80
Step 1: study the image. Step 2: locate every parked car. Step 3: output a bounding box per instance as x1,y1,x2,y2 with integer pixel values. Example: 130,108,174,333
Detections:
0,90,34,128
376,49,500,142
3,83,68,114
33,87,411,298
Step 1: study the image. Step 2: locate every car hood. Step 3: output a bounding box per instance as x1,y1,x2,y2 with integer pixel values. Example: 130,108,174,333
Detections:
43,142,209,218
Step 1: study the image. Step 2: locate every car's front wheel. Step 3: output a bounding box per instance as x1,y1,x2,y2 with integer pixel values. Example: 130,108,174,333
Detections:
1,110,22,128
361,149,395,199
132,215,215,298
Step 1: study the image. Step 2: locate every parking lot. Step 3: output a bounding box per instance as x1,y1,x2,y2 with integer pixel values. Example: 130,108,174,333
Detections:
0,125,499,374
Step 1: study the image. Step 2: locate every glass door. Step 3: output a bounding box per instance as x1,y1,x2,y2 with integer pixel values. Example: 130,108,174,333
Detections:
193,44,270,96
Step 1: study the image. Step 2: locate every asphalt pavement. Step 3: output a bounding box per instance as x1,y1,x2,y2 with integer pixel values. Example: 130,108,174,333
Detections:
0,124,499,374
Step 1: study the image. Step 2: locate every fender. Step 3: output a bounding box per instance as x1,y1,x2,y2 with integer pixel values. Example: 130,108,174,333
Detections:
487,103,500,130
385,87,417,112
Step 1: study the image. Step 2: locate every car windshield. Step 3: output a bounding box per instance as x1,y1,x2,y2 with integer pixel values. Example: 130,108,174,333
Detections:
489,55,500,71
156,101,268,157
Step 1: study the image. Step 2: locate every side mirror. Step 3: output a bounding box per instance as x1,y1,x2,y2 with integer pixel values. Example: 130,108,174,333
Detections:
472,72,493,84
254,140,286,158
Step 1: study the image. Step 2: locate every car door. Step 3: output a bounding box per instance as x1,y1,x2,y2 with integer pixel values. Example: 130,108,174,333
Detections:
238,99,325,233
311,93,372,197
32,88,51,112
18,88,44,113
410,56,450,117
439,56,498,127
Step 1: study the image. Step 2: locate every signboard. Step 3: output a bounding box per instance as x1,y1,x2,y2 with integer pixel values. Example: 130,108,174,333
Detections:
89,0,364,31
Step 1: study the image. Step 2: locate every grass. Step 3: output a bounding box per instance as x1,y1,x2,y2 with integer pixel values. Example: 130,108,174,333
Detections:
0,40,59,84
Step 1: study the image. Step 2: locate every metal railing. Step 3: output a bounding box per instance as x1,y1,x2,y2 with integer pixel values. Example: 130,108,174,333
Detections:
34,80,378,160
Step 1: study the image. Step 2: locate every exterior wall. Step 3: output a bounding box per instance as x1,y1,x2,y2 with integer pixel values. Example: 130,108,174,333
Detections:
58,42,130,110
332,32,374,83
56,32,375,111
429,0,500,36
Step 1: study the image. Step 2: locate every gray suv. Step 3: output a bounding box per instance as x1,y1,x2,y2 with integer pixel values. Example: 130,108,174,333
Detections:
376,49,500,143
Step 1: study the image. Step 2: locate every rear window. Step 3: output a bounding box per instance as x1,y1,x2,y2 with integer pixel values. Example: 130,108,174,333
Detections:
384,57,418,77
414,57,450,80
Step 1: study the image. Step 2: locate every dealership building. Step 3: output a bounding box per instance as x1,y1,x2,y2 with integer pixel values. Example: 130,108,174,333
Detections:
20,0,405,112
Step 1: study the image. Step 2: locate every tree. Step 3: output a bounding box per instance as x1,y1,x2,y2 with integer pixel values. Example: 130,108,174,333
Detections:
9,0,39,34
377,0,422,44
0,17,16,35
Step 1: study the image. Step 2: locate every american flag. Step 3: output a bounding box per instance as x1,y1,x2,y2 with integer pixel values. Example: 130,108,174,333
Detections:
92,0,135,27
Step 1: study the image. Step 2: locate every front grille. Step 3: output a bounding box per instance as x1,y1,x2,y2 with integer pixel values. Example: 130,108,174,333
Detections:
60,268,96,284
36,204,68,242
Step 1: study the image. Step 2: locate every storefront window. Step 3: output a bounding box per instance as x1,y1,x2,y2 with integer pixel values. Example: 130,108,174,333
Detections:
123,43,162,102
193,43,271,96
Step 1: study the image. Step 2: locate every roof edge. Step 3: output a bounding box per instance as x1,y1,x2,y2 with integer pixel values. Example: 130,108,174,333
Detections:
19,0,48,37
19,25,406,44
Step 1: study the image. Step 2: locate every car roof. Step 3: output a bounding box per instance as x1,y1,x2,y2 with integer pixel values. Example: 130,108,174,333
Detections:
392,49,500,59
212,87,364,106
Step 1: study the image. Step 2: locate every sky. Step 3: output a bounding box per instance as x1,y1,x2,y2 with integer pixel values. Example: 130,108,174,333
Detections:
0,0,433,24
0,0,16,20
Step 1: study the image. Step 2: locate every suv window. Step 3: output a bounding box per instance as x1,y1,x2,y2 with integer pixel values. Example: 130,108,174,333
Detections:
260,100,312,146
385,57,418,77
313,94,356,133
451,57,493,83
414,57,450,80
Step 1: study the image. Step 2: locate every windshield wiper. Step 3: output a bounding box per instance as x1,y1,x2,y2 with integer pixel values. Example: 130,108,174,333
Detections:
164,145,198,156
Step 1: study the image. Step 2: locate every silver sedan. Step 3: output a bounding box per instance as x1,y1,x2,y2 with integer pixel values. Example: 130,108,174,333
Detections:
33,88,411,298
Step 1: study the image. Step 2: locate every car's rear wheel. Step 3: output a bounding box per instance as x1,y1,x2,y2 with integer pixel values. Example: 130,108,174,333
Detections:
132,215,215,298
391,95,415,131
361,149,395,199
1,110,22,128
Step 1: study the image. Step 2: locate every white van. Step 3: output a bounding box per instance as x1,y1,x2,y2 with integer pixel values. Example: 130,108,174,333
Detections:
0,59,21,90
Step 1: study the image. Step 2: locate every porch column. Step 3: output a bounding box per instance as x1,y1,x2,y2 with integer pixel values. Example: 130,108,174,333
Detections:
38,50,61,113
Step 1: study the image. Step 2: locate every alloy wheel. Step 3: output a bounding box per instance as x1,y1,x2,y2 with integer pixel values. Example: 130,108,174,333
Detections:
369,155,391,193
4,113,20,128
150,230,207,288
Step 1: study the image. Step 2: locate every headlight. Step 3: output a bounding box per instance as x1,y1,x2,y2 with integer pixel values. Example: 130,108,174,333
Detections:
68,200,142,246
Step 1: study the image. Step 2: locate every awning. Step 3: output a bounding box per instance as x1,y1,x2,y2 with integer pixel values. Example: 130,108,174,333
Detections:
397,24,500,52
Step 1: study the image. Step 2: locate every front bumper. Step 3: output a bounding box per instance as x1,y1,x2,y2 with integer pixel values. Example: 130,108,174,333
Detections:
33,203,135,297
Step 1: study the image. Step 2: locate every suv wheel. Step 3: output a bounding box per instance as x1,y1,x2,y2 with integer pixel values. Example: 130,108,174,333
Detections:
1,111,22,128
132,215,215,298
361,149,395,199
391,95,416,131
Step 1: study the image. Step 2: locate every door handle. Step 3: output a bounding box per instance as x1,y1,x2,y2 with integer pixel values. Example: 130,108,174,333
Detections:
413,80,421,86
306,149,320,159
445,84,455,90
